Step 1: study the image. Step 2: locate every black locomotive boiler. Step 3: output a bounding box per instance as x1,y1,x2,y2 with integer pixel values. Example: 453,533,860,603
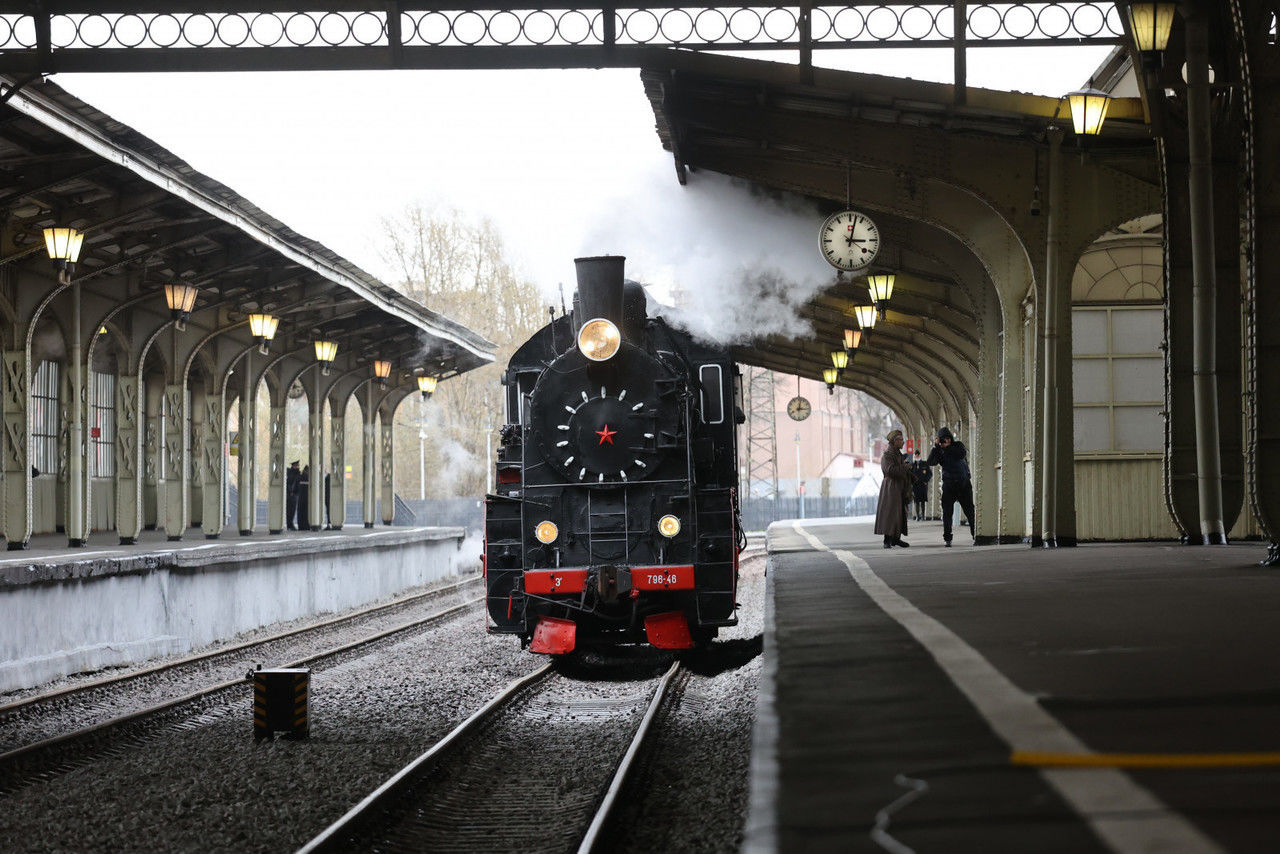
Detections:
484,256,743,654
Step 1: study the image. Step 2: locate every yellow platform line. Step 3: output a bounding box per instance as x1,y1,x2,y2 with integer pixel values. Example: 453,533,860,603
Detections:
1012,750,1280,769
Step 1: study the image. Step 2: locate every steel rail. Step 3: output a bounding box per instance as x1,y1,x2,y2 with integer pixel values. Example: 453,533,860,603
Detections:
0,595,483,772
296,662,556,854
0,574,480,717
577,658,683,854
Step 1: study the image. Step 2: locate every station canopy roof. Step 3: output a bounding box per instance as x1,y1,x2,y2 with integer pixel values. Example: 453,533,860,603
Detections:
0,75,494,381
639,51,1153,389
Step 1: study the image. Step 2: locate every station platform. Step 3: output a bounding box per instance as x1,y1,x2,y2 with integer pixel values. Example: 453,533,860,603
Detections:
746,517,1280,854
0,526,470,693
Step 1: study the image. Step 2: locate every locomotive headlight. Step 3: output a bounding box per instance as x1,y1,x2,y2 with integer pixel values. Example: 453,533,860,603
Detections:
657,515,681,538
535,520,559,544
578,318,621,362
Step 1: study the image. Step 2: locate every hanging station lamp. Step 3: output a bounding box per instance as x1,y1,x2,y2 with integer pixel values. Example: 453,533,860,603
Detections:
248,313,279,355
164,283,199,331
867,273,895,319
417,375,438,400
853,304,878,332
830,349,849,371
844,328,862,352
822,367,839,395
43,226,84,285
1125,1,1176,53
373,359,392,386
1066,86,1112,136
314,339,338,376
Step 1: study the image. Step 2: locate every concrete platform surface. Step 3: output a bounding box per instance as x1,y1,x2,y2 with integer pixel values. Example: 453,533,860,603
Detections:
748,517,1279,854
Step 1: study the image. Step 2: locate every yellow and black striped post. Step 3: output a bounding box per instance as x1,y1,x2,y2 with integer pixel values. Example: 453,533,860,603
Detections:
251,667,310,740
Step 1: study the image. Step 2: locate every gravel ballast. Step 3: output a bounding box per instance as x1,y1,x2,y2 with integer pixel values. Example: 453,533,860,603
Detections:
0,552,766,853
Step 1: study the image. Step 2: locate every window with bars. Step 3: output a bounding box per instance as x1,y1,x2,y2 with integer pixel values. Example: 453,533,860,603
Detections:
91,370,116,477
1072,306,1163,455
31,360,59,475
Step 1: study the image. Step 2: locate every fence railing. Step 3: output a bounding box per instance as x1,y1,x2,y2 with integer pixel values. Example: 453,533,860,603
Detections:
739,495,876,532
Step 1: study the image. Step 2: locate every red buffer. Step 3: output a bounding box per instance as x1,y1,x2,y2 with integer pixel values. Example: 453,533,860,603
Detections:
644,611,694,650
529,616,577,655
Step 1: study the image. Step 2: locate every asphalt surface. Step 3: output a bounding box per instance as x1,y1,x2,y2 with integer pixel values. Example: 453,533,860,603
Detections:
751,517,1279,854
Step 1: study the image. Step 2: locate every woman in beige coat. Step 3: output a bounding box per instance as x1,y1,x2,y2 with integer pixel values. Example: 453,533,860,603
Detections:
874,429,912,548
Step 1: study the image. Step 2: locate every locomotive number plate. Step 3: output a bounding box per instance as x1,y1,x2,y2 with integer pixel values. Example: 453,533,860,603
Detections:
631,565,695,591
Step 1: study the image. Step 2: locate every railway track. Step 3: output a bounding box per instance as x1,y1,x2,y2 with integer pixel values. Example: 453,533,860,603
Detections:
298,655,685,854
0,578,485,792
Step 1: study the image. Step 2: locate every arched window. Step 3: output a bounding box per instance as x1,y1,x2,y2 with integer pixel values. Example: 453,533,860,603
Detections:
31,360,59,475
91,371,116,477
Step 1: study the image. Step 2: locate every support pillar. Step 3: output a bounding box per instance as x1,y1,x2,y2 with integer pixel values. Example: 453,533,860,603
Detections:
1185,10,1227,544
363,387,376,529
329,407,345,530
162,383,187,540
308,368,323,531
237,363,255,535
267,404,285,534
1039,126,1075,547
380,413,394,525
201,391,224,538
68,281,84,546
3,350,30,548
115,374,140,544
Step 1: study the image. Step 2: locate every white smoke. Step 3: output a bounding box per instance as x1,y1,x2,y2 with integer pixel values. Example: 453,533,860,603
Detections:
572,170,836,347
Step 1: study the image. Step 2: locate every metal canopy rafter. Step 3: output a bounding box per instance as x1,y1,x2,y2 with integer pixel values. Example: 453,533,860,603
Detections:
0,3,1124,75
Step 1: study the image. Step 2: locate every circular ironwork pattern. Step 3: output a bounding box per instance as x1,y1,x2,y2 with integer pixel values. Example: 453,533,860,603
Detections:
0,5,1123,51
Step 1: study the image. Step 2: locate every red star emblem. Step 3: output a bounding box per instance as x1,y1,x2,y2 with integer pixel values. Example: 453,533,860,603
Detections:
595,424,617,445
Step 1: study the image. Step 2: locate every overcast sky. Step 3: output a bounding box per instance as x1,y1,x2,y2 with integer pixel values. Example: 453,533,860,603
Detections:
60,45,1112,329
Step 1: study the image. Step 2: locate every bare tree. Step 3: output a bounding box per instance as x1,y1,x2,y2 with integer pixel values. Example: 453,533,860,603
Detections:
381,204,547,498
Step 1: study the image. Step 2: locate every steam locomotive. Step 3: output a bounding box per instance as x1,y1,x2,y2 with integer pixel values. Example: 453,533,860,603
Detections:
483,256,743,654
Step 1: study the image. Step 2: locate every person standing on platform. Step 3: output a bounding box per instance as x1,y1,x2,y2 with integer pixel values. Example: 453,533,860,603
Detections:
323,472,331,530
926,426,975,546
285,460,300,531
874,429,912,549
909,453,931,521
298,464,311,531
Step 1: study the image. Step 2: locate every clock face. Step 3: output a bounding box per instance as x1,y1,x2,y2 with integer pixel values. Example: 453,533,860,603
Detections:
786,396,812,422
819,210,880,273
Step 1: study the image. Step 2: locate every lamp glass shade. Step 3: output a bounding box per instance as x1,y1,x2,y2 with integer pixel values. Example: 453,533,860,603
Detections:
248,313,278,340
1067,87,1111,136
42,227,84,264
867,273,895,304
373,359,392,379
853,304,878,329
1126,1,1175,52
417,375,438,395
314,339,338,362
822,367,839,385
830,349,849,370
164,283,198,314
844,328,862,350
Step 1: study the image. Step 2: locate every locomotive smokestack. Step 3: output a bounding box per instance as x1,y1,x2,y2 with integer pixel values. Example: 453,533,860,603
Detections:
573,256,625,334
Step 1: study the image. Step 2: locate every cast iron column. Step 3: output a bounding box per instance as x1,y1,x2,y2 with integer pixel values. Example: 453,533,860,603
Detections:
1040,126,1064,547
1185,9,1227,544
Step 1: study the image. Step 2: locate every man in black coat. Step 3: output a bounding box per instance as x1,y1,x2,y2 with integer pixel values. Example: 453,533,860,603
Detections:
285,460,300,530
925,426,975,546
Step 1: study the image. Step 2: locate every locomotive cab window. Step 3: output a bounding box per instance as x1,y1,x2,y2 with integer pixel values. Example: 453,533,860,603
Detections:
699,364,724,425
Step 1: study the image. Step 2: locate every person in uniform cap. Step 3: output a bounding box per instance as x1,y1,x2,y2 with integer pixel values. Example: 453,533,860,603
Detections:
874,429,912,548
285,460,301,531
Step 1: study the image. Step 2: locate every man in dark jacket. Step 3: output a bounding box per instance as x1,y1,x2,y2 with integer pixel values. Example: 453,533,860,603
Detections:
908,454,931,521
925,426,975,546
285,460,300,530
